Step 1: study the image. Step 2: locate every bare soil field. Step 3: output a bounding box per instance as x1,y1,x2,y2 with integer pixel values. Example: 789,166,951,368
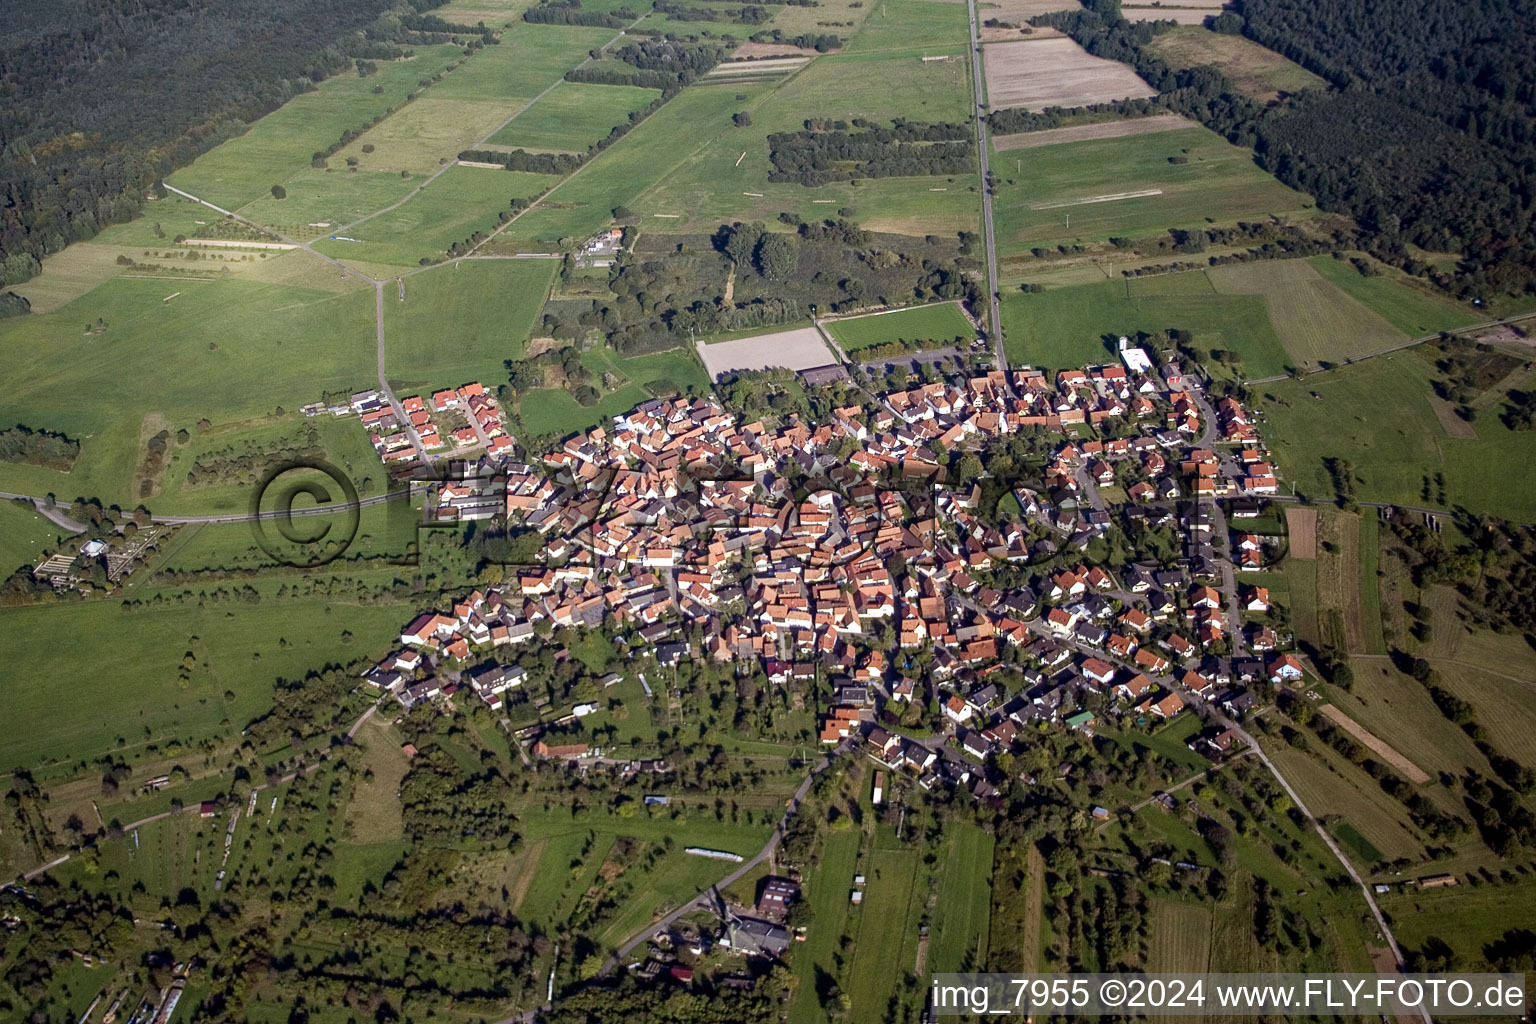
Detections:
707,57,812,76
983,37,1157,110
1317,704,1431,784
1124,7,1221,23
1285,506,1317,558
697,326,838,378
994,112,1188,150
1427,393,1478,439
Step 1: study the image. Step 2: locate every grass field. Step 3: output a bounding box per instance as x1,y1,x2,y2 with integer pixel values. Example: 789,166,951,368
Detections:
1255,352,1536,521
0,270,377,507
1356,511,1385,654
1325,663,1484,781
625,51,980,236
1285,552,1319,645
991,123,1313,254
827,302,976,352
1332,823,1384,865
237,167,429,238
845,0,966,53
0,596,411,770
584,345,709,397
928,824,994,973
845,844,921,1016
1432,663,1536,768
1146,899,1213,972
384,258,557,387
1308,254,1482,337
509,83,781,242
788,826,861,1024
167,47,464,210
0,500,70,577
488,83,662,153
1000,275,1291,376
1206,260,1406,369
1383,875,1536,967
1146,27,1326,99
1267,745,1425,862
314,166,562,266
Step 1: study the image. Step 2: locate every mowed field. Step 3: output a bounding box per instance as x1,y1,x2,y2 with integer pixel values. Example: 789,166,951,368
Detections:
488,83,662,152
1147,26,1326,99
383,259,557,388
1000,275,1291,377
993,112,1190,151
166,46,464,211
983,37,1156,110
990,123,1313,253
827,302,976,352
1256,351,1536,521
1206,259,1405,369
1307,254,1481,337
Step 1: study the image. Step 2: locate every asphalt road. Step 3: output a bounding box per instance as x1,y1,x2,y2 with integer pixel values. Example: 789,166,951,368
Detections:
963,0,1007,382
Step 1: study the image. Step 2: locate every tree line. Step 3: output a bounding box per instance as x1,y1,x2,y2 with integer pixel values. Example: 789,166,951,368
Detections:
0,423,80,470
767,120,974,185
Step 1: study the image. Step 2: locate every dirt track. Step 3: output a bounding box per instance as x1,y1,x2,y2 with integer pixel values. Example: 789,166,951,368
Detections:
1318,705,1431,784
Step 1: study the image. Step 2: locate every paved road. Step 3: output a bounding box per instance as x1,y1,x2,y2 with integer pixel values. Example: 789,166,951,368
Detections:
27,499,85,534
962,0,1007,386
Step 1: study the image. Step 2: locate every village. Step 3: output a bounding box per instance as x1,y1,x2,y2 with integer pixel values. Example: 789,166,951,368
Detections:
356,345,1304,813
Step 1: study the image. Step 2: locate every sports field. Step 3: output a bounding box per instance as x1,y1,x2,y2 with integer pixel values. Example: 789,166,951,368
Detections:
166,46,464,210
827,302,976,352
384,259,557,388
1147,27,1326,99
1257,352,1536,521
488,83,662,152
991,123,1313,253
1000,275,1291,378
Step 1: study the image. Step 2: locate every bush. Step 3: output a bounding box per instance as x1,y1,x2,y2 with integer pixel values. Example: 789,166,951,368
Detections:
270,184,287,200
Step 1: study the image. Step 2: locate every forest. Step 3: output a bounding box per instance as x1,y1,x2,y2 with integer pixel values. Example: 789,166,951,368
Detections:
0,0,455,286
767,121,974,185
1024,0,1536,297
0,423,81,470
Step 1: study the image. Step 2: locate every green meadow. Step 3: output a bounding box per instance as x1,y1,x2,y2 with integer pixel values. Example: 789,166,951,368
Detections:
0,500,70,577
429,25,619,103
314,167,562,266
237,168,430,238
509,84,778,242
991,123,1314,254
166,46,464,210
0,596,411,770
630,51,980,236
1307,253,1481,337
1257,350,1536,521
827,301,976,352
488,83,662,152
0,266,377,506
843,0,968,52
384,258,558,387
1001,275,1291,378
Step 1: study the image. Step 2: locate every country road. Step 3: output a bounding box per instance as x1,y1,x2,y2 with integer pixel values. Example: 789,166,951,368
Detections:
0,488,414,526
963,0,1008,388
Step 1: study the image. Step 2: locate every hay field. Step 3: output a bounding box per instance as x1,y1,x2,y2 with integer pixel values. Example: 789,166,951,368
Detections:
697,326,837,378
1333,657,1493,780
994,112,1188,150
983,37,1156,110
1146,900,1213,972
1147,26,1326,99
1267,746,1425,862
1206,260,1405,368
